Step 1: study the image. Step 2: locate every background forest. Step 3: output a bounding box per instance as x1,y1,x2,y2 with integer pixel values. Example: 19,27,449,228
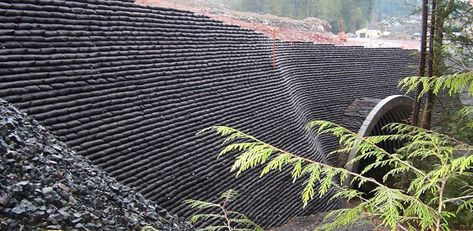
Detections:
216,0,421,32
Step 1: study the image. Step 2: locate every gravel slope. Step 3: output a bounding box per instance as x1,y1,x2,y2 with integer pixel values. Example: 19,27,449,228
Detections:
0,99,193,230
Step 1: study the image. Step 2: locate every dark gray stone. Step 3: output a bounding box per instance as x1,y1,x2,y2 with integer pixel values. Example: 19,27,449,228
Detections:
0,100,193,230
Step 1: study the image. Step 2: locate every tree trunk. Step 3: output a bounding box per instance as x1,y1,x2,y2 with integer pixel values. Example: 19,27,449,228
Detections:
421,0,455,129
421,0,437,129
412,0,429,127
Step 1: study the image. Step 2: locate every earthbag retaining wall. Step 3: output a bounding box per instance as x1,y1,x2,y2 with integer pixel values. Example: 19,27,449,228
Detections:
0,0,416,228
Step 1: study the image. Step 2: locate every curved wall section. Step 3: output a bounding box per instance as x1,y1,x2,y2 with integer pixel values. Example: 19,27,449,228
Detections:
0,0,416,228
343,95,413,185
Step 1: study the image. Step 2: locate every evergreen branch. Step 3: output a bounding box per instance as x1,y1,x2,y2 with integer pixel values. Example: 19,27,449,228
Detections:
197,225,229,231
184,190,262,231
184,199,222,210
201,125,388,189
220,189,239,201
399,71,473,97
228,215,264,231
308,121,427,178
190,214,226,224
444,195,473,204
202,125,440,230
316,204,366,231
201,116,473,230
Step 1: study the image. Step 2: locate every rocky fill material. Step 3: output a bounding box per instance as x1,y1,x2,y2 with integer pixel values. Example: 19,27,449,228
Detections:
0,99,193,230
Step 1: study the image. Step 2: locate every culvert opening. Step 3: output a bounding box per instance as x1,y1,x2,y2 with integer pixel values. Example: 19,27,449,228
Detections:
343,95,414,196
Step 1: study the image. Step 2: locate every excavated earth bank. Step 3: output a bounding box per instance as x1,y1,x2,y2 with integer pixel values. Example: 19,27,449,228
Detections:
0,99,193,230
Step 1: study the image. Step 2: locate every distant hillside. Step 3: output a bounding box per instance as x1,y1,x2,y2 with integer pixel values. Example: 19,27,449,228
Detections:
377,0,421,19
217,0,421,32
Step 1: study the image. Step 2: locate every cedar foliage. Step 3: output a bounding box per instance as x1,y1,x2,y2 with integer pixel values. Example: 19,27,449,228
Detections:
184,190,263,231
399,72,473,98
201,74,473,231
414,0,473,129
400,71,473,131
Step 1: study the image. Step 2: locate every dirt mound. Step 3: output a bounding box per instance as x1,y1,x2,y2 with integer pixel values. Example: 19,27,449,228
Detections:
0,99,193,231
135,0,340,44
207,14,340,44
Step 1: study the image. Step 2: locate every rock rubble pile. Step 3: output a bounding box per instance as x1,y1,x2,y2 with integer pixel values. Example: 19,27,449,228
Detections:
0,99,193,231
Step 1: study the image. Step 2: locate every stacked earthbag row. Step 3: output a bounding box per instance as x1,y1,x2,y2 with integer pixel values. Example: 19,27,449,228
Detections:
0,0,417,228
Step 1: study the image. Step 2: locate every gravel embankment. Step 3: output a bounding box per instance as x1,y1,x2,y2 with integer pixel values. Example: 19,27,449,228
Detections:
0,99,193,231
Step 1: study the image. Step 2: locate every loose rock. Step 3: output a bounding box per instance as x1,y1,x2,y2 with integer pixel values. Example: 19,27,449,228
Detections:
0,99,193,231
